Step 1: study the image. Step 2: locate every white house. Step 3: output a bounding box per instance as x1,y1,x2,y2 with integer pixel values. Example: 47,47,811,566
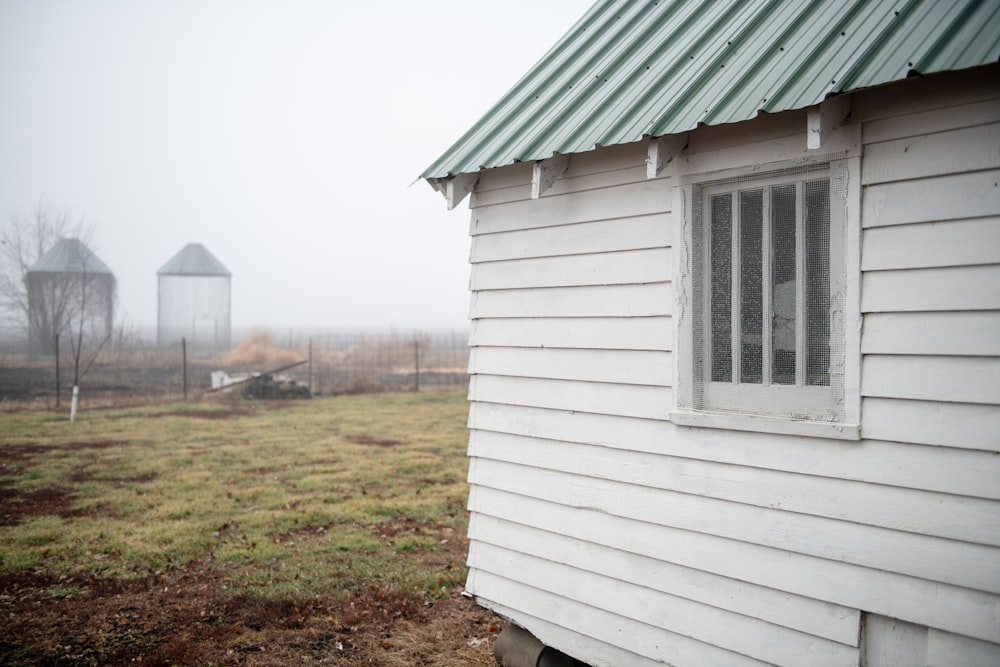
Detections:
422,1,1000,666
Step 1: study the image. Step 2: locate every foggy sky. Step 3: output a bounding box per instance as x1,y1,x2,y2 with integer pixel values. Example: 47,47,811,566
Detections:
0,0,593,330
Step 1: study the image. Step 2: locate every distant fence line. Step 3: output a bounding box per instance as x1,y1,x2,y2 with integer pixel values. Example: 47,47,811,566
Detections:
0,327,470,403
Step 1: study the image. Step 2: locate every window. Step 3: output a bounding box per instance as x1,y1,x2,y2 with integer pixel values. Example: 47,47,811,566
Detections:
673,161,858,439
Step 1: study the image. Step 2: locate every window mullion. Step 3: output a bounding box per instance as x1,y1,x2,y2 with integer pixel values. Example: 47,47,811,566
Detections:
730,191,741,385
762,187,772,387
795,181,806,387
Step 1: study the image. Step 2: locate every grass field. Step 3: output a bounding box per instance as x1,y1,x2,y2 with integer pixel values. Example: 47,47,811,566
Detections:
0,390,500,666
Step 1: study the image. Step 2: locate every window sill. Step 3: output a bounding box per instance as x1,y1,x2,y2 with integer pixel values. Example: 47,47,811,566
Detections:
669,409,860,441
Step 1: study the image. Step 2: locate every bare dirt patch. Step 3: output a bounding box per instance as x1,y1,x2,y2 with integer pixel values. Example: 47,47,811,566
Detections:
0,485,76,526
145,407,255,420
344,434,401,448
0,567,501,666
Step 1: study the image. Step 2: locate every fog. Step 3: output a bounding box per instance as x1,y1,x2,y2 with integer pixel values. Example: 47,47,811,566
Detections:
0,0,593,330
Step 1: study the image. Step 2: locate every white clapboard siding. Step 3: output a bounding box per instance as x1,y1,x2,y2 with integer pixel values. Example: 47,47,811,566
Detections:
926,628,1000,667
468,458,1000,594
470,247,671,290
862,218,1000,271
862,615,928,667
469,316,672,351
468,571,773,667
471,165,650,208
470,180,669,235
468,403,1000,499
862,311,1000,357
471,143,648,204
469,375,673,420
862,355,1000,405
473,601,669,667
469,214,671,262
468,346,671,386
467,486,1000,645
862,97,1000,144
468,429,1000,546
863,398,1000,453
468,541,859,667
861,265,1000,312
474,161,533,194
861,169,1000,228
854,67,1000,125
861,122,1000,185
468,513,860,646
469,283,673,319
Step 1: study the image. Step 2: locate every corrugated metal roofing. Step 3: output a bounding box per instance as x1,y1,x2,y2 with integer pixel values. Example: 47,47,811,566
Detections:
158,243,231,277
28,238,113,275
422,0,1000,179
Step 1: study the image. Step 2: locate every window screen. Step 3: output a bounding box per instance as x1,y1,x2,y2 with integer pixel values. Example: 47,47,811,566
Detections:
686,165,846,422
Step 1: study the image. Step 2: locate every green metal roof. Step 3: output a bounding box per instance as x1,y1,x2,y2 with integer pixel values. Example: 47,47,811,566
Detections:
422,0,1000,180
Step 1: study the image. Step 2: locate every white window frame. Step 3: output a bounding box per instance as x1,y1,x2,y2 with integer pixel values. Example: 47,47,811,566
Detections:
671,149,861,441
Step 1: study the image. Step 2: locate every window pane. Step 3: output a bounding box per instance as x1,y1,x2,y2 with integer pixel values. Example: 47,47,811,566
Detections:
710,194,732,383
806,180,831,386
740,189,763,384
771,184,797,385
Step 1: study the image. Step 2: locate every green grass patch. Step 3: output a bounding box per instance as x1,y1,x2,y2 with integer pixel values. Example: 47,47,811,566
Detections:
0,390,471,603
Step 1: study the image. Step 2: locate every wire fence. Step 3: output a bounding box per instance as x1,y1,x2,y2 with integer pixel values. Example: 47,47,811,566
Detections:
0,327,470,407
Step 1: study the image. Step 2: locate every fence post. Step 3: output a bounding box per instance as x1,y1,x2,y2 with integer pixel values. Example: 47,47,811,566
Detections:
413,333,420,393
308,337,313,395
182,336,188,401
54,333,60,409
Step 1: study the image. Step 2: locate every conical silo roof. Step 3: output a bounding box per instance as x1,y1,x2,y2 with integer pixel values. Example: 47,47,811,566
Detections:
157,243,231,277
28,238,113,275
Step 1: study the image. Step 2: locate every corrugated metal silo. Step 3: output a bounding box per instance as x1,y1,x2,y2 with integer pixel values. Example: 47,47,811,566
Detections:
157,243,231,355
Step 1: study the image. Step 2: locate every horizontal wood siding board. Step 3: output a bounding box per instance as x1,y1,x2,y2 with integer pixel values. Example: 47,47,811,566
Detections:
473,165,651,208
469,283,673,318
471,180,669,235
468,513,861,646
862,354,1000,405
467,403,1000,500
471,602,667,667
469,375,674,420
473,162,532,194
861,218,1000,271
854,67,1000,126
861,122,1000,186
467,485,1000,644
470,143,647,202
862,97,1000,144
469,316,673,351
468,347,672,386
863,397,1000,453
862,311,1000,357
468,570,773,667
926,628,1000,667
469,214,671,262
468,430,1000,546
468,459,1000,593
861,265,1000,312
861,169,1000,228
468,541,859,667
470,247,672,290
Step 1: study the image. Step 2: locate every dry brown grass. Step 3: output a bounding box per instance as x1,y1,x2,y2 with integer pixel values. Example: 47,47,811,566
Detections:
220,331,304,369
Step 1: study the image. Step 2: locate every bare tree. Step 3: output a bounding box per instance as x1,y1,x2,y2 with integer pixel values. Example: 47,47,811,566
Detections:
1,206,114,419
0,205,93,340
63,248,115,421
